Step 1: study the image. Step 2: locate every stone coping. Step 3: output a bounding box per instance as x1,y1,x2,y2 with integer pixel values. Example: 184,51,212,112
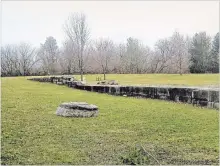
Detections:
59,102,98,111
87,84,219,91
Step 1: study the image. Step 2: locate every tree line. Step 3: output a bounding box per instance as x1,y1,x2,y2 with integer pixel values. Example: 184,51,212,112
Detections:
1,13,219,80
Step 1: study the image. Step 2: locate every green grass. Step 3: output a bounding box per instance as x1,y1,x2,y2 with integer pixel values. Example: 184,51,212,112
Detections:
1,77,219,165
76,74,219,86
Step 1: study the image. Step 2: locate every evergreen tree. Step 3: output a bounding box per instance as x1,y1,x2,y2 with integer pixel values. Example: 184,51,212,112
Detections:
207,33,219,73
189,32,211,73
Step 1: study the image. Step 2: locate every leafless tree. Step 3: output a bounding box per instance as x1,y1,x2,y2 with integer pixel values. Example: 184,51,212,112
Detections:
93,38,114,80
38,36,59,75
139,46,151,73
170,32,189,75
83,43,96,73
3,28,216,76
64,12,90,81
125,37,151,74
1,45,19,76
126,37,139,73
60,40,78,74
118,44,126,73
17,43,39,76
153,39,174,73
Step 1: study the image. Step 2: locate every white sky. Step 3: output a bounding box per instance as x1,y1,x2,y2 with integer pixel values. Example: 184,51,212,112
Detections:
1,1,219,48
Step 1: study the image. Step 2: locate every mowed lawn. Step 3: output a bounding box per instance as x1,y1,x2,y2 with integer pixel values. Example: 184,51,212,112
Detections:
76,74,219,86
1,77,219,165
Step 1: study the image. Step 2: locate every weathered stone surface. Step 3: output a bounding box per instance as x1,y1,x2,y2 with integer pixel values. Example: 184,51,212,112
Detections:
97,80,107,85
97,80,118,85
56,102,98,117
60,102,98,110
28,76,219,110
72,81,85,87
57,82,63,85
108,80,118,85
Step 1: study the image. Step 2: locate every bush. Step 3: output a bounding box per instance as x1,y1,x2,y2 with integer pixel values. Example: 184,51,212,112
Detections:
119,146,150,165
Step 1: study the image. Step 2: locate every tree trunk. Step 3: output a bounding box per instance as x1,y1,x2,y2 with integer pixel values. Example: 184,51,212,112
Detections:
80,48,84,81
67,67,71,74
103,70,106,80
179,60,182,75
80,66,83,81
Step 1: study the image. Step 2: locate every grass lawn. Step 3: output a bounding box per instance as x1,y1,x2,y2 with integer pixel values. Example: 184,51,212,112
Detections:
1,77,219,165
76,74,219,86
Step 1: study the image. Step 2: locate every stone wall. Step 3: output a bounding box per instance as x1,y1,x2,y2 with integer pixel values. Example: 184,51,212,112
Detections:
28,76,219,110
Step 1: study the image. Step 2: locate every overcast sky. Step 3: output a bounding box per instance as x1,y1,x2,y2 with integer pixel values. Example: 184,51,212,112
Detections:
2,1,219,48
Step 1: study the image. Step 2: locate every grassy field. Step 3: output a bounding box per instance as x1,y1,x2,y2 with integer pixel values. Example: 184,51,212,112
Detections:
1,77,219,165
76,74,219,86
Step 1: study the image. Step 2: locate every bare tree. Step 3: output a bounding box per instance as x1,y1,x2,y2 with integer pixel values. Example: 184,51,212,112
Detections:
1,45,19,76
117,44,127,73
1,43,39,76
126,37,139,73
83,43,96,74
139,45,151,73
64,12,90,81
60,40,78,74
93,38,114,80
17,43,38,76
170,32,189,75
125,37,151,74
153,39,174,73
3,28,216,76
38,36,59,75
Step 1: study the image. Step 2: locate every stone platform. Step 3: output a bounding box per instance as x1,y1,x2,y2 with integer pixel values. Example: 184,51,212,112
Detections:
56,102,98,117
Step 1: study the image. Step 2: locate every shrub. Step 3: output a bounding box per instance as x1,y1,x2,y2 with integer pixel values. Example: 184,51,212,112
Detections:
119,146,150,165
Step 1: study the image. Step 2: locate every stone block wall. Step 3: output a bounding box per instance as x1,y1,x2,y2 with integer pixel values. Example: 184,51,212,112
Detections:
28,76,219,110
